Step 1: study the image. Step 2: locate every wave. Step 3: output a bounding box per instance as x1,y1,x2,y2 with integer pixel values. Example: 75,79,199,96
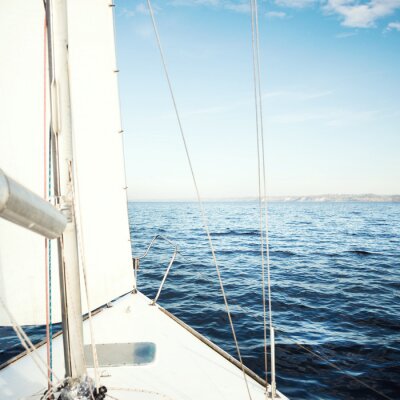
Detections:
212,229,259,237
345,250,380,256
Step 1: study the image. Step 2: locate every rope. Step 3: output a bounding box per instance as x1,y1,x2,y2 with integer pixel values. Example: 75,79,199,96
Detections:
136,232,393,400
0,297,61,398
251,0,274,347
57,234,96,400
44,10,54,377
249,0,274,395
145,1,253,398
48,132,53,381
188,268,394,400
43,15,52,390
69,145,101,390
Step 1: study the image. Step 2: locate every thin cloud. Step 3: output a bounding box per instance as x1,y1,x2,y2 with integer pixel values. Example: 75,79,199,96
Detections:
182,104,236,116
266,10,288,18
335,30,358,38
120,7,136,18
275,0,317,8
225,2,251,12
119,2,160,17
269,108,382,126
136,3,150,14
169,0,250,13
325,0,400,28
273,0,400,29
135,23,154,38
166,0,400,30
263,89,333,100
386,21,400,30
170,0,220,6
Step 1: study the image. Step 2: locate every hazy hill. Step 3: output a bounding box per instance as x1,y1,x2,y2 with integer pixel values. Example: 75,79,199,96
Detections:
267,194,400,202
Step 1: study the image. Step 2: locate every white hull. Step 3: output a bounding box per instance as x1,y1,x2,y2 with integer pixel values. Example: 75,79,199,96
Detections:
0,291,287,400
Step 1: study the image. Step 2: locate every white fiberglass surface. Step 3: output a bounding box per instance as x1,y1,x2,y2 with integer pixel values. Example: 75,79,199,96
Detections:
0,291,287,400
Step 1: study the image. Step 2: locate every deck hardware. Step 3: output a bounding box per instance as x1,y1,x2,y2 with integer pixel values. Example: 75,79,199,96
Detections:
271,327,276,398
0,169,67,239
133,235,181,304
151,244,178,305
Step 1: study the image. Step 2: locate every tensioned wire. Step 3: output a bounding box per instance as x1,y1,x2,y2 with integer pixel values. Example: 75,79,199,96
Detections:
0,298,62,399
249,0,269,393
69,156,101,390
188,270,394,400
145,0,253,398
140,240,394,400
172,246,396,400
43,14,52,389
249,0,275,395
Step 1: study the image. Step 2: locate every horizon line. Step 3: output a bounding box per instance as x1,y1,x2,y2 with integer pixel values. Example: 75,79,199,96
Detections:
127,193,400,202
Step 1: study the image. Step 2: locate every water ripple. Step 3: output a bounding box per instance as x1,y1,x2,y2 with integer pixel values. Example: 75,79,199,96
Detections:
0,201,398,400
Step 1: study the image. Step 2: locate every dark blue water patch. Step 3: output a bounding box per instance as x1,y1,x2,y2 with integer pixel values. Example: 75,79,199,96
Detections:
0,324,62,366
128,202,400,400
345,250,381,256
272,249,299,257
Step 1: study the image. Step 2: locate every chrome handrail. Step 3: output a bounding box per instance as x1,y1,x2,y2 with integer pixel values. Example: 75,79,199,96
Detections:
132,234,180,304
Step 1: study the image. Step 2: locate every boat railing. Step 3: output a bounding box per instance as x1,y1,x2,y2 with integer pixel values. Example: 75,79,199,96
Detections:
132,234,180,304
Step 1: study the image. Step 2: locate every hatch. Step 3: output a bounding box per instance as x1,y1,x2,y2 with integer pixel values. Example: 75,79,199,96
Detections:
84,342,156,367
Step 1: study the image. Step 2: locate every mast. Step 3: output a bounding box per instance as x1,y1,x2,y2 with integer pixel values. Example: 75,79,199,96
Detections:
46,0,86,380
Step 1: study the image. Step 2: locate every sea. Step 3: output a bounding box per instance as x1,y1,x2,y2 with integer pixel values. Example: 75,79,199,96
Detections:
1,201,399,400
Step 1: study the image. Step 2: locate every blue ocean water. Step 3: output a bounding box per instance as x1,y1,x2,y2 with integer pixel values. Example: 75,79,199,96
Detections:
1,201,399,399
129,201,400,400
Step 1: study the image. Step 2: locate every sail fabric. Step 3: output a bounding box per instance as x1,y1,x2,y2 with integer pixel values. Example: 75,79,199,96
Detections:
0,0,134,326
67,0,134,318
0,1,60,326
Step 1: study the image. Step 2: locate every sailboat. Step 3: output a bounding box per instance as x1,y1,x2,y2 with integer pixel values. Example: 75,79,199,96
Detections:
0,1,288,399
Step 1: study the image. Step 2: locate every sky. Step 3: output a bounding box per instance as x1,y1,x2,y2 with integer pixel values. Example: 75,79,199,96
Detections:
114,0,400,200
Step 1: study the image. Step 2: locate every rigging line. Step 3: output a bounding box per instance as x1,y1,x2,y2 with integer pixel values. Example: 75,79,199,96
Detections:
0,298,62,394
69,149,100,390
48,132,53,381
249,0,268,392
252,0,274,348
251,0,276,394
162,247,393,400
191,269,393,400
57,238,96,400
145,1,253,398
43,14,52,387
156,236,393,400
45,0,61,203
62,165,98,398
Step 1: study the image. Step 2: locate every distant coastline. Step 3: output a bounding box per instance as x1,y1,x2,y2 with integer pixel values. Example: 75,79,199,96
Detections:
267,194,400,202
129,194,400,202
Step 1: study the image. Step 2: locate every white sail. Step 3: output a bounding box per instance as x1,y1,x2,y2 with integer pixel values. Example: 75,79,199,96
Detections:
67,0,134,316
0,1,57,326
0,0,134,326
